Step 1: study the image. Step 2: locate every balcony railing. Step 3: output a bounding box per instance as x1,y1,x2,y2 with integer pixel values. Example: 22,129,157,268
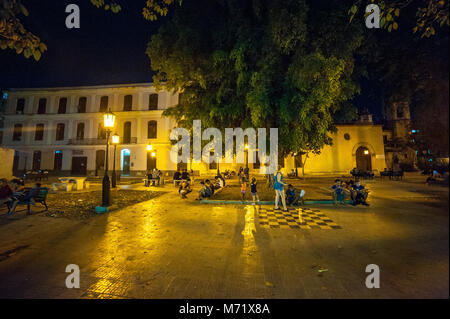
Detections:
68,137,137,145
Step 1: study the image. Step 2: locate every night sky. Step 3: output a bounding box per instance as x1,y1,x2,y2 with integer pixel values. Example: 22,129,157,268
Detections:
0,0,160,88
1,1,447,124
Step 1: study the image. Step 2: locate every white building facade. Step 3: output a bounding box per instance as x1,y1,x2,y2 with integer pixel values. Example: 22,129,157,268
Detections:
0,83,180,177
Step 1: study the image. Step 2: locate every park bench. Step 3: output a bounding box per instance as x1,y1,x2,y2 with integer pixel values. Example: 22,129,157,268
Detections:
380,170,403,180
351,170,374,180
6,187,49,215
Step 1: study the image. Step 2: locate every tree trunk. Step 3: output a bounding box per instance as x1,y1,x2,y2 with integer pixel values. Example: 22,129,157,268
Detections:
302,152,309,177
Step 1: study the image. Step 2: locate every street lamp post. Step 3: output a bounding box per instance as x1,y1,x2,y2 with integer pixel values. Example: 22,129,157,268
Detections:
102,110,116,207
111,133,119,188
244,143,249,169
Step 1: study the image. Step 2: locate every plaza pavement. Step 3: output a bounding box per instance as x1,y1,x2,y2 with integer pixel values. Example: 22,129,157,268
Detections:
0,174,448,298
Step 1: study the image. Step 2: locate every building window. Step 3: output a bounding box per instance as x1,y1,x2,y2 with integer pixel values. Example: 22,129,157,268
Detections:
76,123,85,140
58,97,67,114
123,122,131,144
78,97,87,113
37,98,47,114
397,107,404,118
98,123,106,139
383,135,388,144
16,98,25,114
149,94,158,110
124,95,133,111
32,151,42,170
35,123,44,141
13,124,23,141
56,123,65,141
0,131,3,145
99,96,108,113
147,120,157,139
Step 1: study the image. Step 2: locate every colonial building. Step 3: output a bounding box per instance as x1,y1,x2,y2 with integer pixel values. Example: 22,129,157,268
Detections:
0,83,388,177
0,83,179,177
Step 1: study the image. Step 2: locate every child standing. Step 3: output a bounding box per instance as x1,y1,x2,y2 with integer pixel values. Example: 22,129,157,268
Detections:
240,177,247,202
250,178,260,205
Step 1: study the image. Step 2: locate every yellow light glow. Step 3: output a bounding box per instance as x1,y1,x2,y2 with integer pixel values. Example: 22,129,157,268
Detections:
103,110,116,129
364,150,369,155
151,152,156,157
112,134,119,144
146,144,153,151
244,144,249,150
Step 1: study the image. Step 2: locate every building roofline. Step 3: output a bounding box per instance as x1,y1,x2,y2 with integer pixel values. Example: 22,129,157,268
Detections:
5,82,158,92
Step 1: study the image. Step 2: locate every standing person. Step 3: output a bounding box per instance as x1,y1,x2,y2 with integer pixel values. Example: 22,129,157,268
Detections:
240,177,247,202
250,177,260,205
273,166,287,211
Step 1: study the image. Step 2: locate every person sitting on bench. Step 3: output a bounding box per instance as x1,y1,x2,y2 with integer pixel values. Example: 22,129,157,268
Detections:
7,183,41,215
196,181,212,200
351,180,369,206
331,179,346,205
173,170,182,186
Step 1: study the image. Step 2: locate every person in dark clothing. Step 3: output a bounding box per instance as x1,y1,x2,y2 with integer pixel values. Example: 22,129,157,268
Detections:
7,183,41,215
178,181,192,199
351,180,369,206
0,178,13,205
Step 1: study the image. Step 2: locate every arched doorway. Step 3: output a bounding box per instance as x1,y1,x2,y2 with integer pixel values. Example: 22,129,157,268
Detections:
356,147,372,171
121,149,131,176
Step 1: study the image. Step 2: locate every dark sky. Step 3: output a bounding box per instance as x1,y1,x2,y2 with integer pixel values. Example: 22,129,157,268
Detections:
0,0,160,88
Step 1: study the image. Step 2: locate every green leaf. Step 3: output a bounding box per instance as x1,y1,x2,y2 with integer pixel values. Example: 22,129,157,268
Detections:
20,4,29,16
39,42,47,52
33,50,41,61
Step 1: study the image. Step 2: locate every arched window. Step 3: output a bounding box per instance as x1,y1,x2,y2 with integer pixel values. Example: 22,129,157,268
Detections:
16,98,25,114
58,97,67,114
124,95,133,111
149,94,158,110
13,124,23,141
38,98,47,114
35,123,44,141
123,122,132,144
56,123,65,141
147,120,157,139
99,96,108,112
76,123,85,140
78,97,87,113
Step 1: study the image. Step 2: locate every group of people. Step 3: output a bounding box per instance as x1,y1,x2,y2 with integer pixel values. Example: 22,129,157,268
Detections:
331,178,369,206
195,175,225,200
146,169,163,186
239,170,306,208
174,166,370,208
0,178,42,215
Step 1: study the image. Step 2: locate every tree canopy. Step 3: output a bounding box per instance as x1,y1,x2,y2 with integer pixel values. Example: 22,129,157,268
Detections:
147,0,364,156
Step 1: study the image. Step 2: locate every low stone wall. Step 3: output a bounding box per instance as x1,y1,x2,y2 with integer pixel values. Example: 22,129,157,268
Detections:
0,148,14,179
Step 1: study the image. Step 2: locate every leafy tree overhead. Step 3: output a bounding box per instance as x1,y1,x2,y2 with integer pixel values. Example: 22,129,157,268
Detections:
147,0,364,159
349,0,449,38
0,0,46,60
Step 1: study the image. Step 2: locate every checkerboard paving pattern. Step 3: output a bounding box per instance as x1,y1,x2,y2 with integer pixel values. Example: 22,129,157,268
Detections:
258,207,342,230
